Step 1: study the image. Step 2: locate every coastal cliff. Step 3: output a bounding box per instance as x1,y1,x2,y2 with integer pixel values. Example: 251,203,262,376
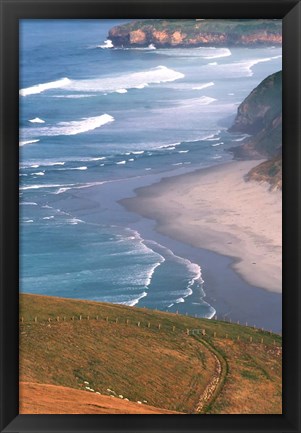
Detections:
108,19,282,48
229,71,282,189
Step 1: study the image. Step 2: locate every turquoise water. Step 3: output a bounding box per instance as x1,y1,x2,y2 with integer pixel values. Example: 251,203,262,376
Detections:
19,20,282,317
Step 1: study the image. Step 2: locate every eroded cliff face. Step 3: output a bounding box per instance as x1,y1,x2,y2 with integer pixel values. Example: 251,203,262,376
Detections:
229,71,282,158
108,19,282,48
229,71,282,189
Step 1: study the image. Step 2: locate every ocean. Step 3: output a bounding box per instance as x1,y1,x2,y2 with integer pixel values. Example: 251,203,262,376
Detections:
19,19,282,320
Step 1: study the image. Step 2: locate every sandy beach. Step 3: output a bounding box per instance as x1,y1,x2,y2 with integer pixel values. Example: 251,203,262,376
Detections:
122,160,282,294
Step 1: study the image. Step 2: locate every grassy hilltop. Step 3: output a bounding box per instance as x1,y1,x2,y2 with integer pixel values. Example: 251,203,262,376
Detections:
20,294,282,414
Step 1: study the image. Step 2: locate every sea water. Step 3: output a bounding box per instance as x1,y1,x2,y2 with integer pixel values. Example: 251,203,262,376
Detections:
19,20,282,316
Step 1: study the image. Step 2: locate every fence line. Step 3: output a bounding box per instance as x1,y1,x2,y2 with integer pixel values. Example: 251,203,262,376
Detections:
19,313,282,345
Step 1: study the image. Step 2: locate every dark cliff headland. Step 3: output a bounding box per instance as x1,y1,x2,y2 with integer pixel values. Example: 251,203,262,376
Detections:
229,71,282,190
108,19,282,48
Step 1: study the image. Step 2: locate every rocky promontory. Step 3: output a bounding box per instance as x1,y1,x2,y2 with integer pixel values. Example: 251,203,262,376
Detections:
108,19,282,48
229,71,282,189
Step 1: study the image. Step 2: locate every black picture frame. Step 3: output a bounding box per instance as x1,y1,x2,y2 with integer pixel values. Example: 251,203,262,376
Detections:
0,0,300,432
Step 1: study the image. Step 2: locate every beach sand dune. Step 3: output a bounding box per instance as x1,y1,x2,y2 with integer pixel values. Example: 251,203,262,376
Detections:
122,160,282,294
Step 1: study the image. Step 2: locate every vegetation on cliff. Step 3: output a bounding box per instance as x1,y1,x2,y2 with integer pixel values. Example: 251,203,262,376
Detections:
229,71,282,189
20,293,282,414
108,19,282,48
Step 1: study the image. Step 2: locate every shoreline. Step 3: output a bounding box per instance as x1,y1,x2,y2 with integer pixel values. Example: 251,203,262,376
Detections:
121,160,282,294
49,160,282,332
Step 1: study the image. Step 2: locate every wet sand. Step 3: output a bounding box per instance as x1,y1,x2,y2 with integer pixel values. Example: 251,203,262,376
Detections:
121,160,282,294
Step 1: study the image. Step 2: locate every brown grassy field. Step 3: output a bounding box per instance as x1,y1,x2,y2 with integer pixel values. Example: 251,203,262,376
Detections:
20,382,180,414
20,293,282,414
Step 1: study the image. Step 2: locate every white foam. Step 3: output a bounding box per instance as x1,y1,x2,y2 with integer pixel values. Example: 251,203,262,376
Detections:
54,181,107,194
29,117,45,123
20,183,67,191
20,202,38,206
197,96,217,105
28,114,114,137
19,66,184,96
203,48,232,59
116,160,126,165
205,55,282,78
67,218,84,225
131,151,145,155
20,77,71,96
175,297,185,304
157,142,181,149
52,94,96,99
98,39,114,49
115,88,127,94
57,166,87,171
211,142,223,146
24,220,34,223
208,62,218,66
153,47,230,59
43,216,54,220
122,291,148,307
31,172,45,176
19,139,40,146
193,81,214,90
233,134,250,142
206,137,221,142
148,44,156,50
178,150,189,153
135,83,148,89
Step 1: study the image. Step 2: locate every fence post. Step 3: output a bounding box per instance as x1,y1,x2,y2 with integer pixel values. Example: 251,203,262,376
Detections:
213,331,216,338
96,315,99,321
186,329,190,335
249,336,253,343
237,335,240,341
158,324,161,330
148,322,151,328
172,326,175,332
261,338,264,344
126,319,129,325
79,315,82,321
115,318,118,323
63,316,66,321
71,316,74,321
48,318,51,323
137,321,140,327
106,317,108,322
34,317,37,323
87,316,89,320
56,316,59,322
21,317,24,323
226,333,228,339
202,329,206,336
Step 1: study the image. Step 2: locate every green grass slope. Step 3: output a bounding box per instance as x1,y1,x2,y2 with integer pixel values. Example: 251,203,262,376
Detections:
20,294,282,414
